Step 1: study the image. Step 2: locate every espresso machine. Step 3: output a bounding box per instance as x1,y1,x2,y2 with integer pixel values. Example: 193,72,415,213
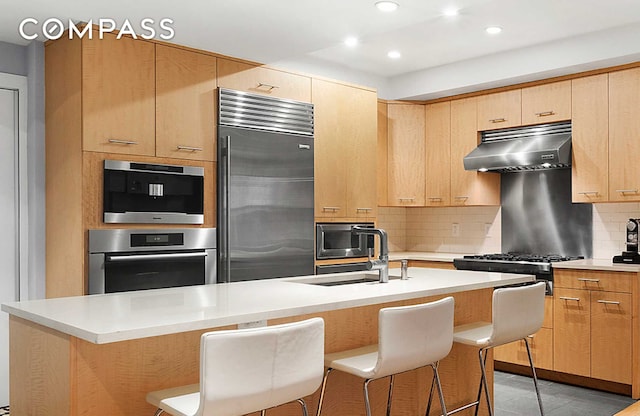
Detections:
613,218,640,264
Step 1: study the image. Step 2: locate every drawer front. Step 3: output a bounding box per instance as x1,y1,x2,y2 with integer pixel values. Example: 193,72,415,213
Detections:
494,327,553,371
554,269,632,293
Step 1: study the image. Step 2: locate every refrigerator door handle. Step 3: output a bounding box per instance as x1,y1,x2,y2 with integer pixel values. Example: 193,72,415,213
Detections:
219,135,231,283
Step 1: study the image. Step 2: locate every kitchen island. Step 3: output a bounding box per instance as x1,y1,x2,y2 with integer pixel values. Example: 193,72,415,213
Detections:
3,268,533,416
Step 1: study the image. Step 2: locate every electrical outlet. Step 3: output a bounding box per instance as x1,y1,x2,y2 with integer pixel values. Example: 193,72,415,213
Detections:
452,223,460,237
484,223,492,237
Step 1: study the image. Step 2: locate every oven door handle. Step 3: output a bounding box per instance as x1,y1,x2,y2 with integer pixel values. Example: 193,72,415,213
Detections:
106,252,208,262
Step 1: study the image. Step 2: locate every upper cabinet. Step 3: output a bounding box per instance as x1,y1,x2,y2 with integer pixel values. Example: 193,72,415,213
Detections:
571,74,609,203
521,80,572,125
156,45,217,161
313,79,377,219
609,67,640,201
450,97,500,206
387,103,426,207
82,33,156,156
217,58,311,102
425,102,451,206
476,89,521,131
377,101,389,206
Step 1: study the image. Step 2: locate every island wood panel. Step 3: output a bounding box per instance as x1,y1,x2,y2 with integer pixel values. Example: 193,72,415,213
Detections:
45,36,85,299
9,289,493,416
377,101,389,206
155,45,217,161
82,152,216,230
425,101,451,206
82,33,156,156
9,317,72,416
616,401,640,416
571,74,609,202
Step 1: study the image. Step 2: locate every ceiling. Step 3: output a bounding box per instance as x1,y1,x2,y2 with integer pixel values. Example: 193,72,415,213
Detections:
3,0,640,98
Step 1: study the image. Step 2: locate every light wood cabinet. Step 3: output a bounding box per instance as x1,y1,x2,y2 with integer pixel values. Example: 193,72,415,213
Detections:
217,58,311,102
425,102,451,206
554,269,633,384
521,80,571,125
476,89,521,131
377,101,389,206
571,74,609,202
387,103,426,206
156,45,217,161
450,97,500,206
82,33,156,156
313,79,377,218
609,68,640,201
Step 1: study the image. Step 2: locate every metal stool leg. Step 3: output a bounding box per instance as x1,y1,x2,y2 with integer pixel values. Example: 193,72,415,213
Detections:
297,398,309,416
315,367,333,416
153,410,164,416
432,362,449,416
477,348,494,416
386,374,395,416
425,366,437,416
261,410,266,416
364,378,374,416
524,338,545,416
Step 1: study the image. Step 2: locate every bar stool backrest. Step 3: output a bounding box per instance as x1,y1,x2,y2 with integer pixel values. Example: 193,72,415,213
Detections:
198,317,325,416
375,297,454,379
490,282,546,347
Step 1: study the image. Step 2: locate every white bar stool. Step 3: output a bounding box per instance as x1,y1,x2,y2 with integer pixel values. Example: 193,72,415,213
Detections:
451,282,546,416
146,317,325,416
315,297,455,416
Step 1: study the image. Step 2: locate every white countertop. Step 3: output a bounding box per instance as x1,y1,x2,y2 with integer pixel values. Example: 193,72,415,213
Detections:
388,252,469,262
553,258,640,272
1,268,533,345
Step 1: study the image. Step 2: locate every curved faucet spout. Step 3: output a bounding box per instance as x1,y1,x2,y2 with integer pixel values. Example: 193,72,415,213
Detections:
352,226,389,283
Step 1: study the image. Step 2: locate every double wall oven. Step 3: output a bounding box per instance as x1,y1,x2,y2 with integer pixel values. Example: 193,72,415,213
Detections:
315,222,374,274
88,228,216,294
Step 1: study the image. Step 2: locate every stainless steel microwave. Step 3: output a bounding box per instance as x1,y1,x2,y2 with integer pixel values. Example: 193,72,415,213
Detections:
316,222,374,260
103,160,204,224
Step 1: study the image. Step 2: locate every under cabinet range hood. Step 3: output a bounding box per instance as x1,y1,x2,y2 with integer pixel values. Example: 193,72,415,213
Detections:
463,121,572,172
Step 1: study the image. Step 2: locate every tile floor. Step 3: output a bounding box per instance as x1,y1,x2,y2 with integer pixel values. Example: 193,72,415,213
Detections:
495,371,637,416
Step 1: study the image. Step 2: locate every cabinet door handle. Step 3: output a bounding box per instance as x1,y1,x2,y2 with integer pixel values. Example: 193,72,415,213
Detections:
597,300,621,305
398,198,415,202
356,208,373,212
578,191,599,196
577,278,600,283
428,197,442,201
559,296,580,302
454,196,469,200
176,145,203,152
322,207,341,212
489,118,506,123
257,82,279,91
108,139,138,145
616,189,638,194
535,111,555,117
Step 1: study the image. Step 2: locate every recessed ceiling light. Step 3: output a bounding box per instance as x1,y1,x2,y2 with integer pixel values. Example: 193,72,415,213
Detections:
443,7,459,16
344,36,359,47
375,1,399,12
387,50,401,59
486,26,502,34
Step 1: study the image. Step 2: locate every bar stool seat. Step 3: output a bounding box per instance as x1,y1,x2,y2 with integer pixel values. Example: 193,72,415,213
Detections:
452,282,546,416
316,297,455,416
146,317,325,416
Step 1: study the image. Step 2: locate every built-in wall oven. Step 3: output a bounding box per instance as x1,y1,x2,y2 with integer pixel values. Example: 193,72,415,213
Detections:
88,228,216,294
315,222,374,274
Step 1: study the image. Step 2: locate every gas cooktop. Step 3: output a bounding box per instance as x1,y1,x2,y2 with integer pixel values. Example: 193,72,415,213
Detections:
453,253,583,275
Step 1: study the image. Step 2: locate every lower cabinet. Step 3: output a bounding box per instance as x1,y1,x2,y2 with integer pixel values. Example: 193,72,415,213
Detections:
494,296,554,371
553,270,633,385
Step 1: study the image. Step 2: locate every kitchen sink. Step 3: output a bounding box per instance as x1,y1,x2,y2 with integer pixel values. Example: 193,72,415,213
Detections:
288,273,400,286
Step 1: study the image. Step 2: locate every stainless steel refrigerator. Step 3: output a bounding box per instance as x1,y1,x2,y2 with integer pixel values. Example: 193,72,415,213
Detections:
217,88,315,282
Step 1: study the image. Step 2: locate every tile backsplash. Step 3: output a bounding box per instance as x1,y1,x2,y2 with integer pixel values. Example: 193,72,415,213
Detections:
379,203,640,259
378,206,501,254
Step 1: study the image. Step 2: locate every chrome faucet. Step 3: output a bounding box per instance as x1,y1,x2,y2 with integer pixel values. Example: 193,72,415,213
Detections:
352,226,389,283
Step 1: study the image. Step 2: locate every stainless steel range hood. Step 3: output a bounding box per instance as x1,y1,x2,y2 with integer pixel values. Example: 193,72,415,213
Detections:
463,121,572,172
